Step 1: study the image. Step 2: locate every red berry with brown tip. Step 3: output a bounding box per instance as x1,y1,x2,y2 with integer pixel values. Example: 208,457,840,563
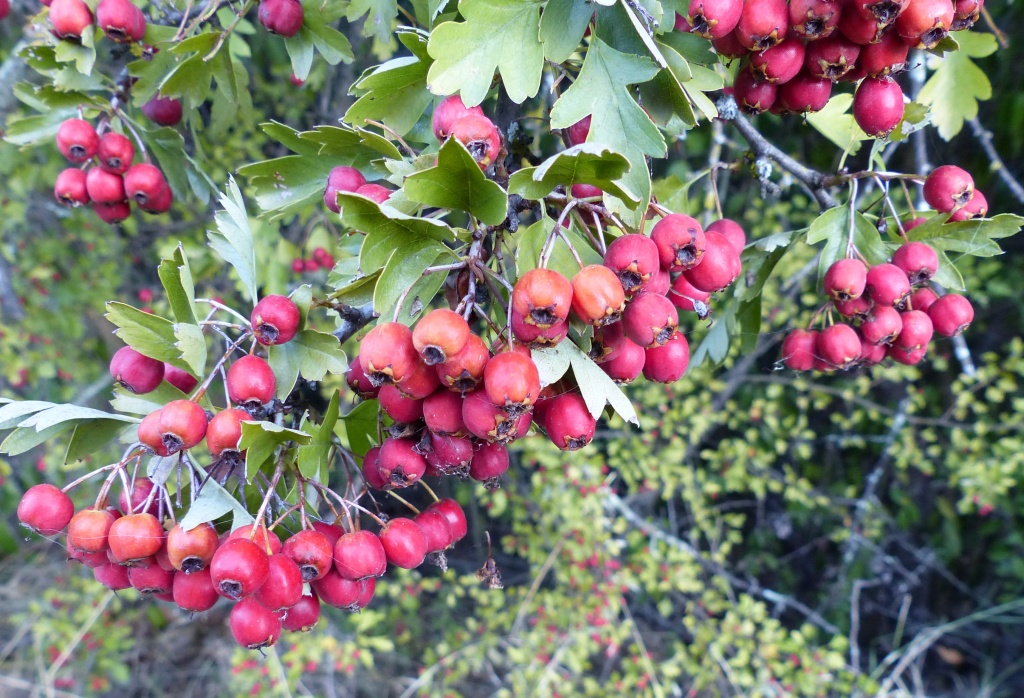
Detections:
96,0,145,42
951,0,981,29
835,295,874,319
707,219,746,255
543,394,596,451
816,324,861,369
860,305,904,345
138,411,171,456
851,0,909,25
853,76,905,138
571,265,626,326
733,65,778,115
511,311,568,348
312,569,367,609
210,538,269,599
859,30,910,76
895,0,953,48
258,0,303,36
642,331,690,383
129,561,174,595
436,333,489,393
603,234,660,295
323,166,366,213
334,530,387,581
124,163,168,208
172,567,218,612
782,329,818,370
251,295,300,346
94,562,131,590
450,113,501,169
928,293,973,337
923,165,974,213
226,355,277,409
622,292,679,348
512,268,574,329
839,9,886,43
142,96,182,126
54,168,90,207
866,263,911,306
462,390,531,444
346,355,380,399
778,72,833,113
68,508,116,553
467,441,509,484
415,509,455,553
906,286,938,312
166,522,218,574
378,437,427,488
108,513,165,563
157,399,208,453
379,384,424,424
254,554,304,612
282,529,333,582
891,241,938,284
804,35,861,81
566,116,591,145
752,38,806,84
380,518,427,569
686,0,743,38
432,95,485,140
206,408,251,459
86,167,126,204
230,597,281,649
735,0,788,50
423,388,466,436
282,593,320,631
97,132,135,175
229,524,283,555
50,0,93,39
413,308,470,366
948,189,987,221
894,309,934,350
790,0,841,39
484,350,541,410
109,346,164,394
68,542,109,568
824,258,868,302
360,322,419,388
888,343,927,365
601,337,646,383
651,214,706,271
425,434,474,474
684,231,741,293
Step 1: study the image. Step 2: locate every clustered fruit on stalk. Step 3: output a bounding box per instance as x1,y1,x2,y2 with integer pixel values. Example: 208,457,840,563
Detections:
47,0,147,44
18,292,477,650
290,247,336,276
681,0,985,136
53,117,173,223
781,165,983,371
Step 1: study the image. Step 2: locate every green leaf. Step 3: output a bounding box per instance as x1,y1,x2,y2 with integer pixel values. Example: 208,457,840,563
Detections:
539,0,593,63
240,421,312,480
180,467,254,530
157,245,199,325
404,138,508,225
105,303,199,375
931,249,965,290
906,213,1022,257
532,342,572,386
292,330,349,381
329,270,381,306
304,0,354,64
426,0,545,105
805,94,868,156
918,30,997,140
508,144,640,206
109,383,189,416
53,30,96,75
345,29,433,136
0,402,137,457
285,30,315,82
563,341,638,425
806,206,847,245
66,421,134,463
338,192,453,272
297,390,341,479
4,107,79,146
373,240,447,317
347,0,399,44
691,303,733,368
514,217,602,281
208,177,258,304
267,342,302,401
341,399,379,457
173,323,208,377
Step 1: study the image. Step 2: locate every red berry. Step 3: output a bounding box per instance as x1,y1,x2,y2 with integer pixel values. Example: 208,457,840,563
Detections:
669,275,712,313
651,214,706,271
129,561,174,595
512,268,574,328
415,509,455,552
251,295,300,346
109,346,164,394
425,434,475,474
166,522,218,574
735,0,788,50
543,394,596,450
96,132,135,175
346,355,380,399
894,309,934,350
423,388,467,436
157,400,208,453
706,219,746,255
752,38,807,84
858,335,888,366
601,337,646,383
891,241,938,284
254,553,304,612
94,561,132,590
817,324,861,370
859,30,910,76
734,66,778,115
622,292,679,348
789,0,841,39
449,114,501,169
378,385,422,424
334,530,387,580
229,524,282,555
355,183,391,203
804,35,861,81
230,597,281,649
67,542,109,568
511,312,568,348
432,95,485,140
948,190,987,221
436,333,489,392
164,364,198,393
378,437,428,488
210,538,270,600
866,263,911,306
462,390,531,444
467,441,510,484
124,163,169,209
428,499,468,542
684,231,741,293
258,0,303,36
860,305,904,345
566,116,591,145
484,350,541,410
85,167,126,204
923,166,974,213
282,593,320,631
138,411,171,457
851,0,909,24
142,96,183,126
94,201,132,224
226,355,277,409
895,0,954,48
642,331,690,383
571,265,626,326
712,30,748,58
951,0,982,30
906,286,938,312
853,76,905,138
928,293,973,337
49,0,93,39
603,234,661,296
835,295,874,319
379,518,427,569
777,72,833,113
823,258,868,302
173,567,219,612
68,508,116,553
281,530,334,582
686,0,743,38
838,9,886,44
782,329,818,370
641,268,671,295
323,166,367,213
311,568,366,609
206,408,252,460
108,513,165,563
54,168,90,207
95,0,146,43
413,309,470,366
362,447,386,489
360,322,419,388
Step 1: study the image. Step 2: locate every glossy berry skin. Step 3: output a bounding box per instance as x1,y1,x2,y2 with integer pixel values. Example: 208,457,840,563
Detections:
436,333,489,393
355,183,391,203
707,219,746,255
835,295,873,320
380,518,427,569
251,295,300,346
124,163,168,208
789,0,841,39
378,437,427,488
824,259,868,302
129,562,174,595
923,165,974,213
138,411,171,457
651,214,705,271
601,337,646,383
229,524,283,555
906,287,938,312
311,568,366,609
894,310,934,350
423,388,466,436
642,268,671,295
172,567,219,612
49,0,93,40
895,0,954,48
467,441,509,484
226,355,277,408
951,0,982,29
86,167,126,204
751,38,806,84
96,0,145,42
164,364,198,393
166,522,218,574
928,294,973,337
362,447,386,489
948,190,987,221
424,434,474,474
379,385,424,424
395,362,441,403
94,562,132,590
571,265,626,327
817,324,862,370
642,331,690,383
804,35,861,81
67,508,116,553
669,275,712,313
108,513,165,563
210,538,270,600
334,530,387,581
450,114,501,168
462,390,531,444
566,116,590,145
282,530,334,581
853,76,905,138
892,242,938,284
97,132,135,174
360,322,419,387
415,510,455,552
254,554,304,612
859,30,910,76
109,346,164,394
142,96,183,126
778,73,833,113
484,350,541,410
119,476,159,517
158,400,208,452
543,394,596,451
511,312,568,348
858,337,888,366
258,0,303,36
735,0,788,50
282,593,321,631
512,268,574,328
346,355,380,399
432,95,485,140
838,8,886,44
686,0,743,38
323,166,366,213
54,168,90,207
782,329,818,370
733,65,777,115
68,543,109,568
206,408,251,459
230,597,281,649
622,292,679,348
95,201,132,224
603,234,661,295
428,499,468,542
571,183,602,199
866,263,912,307
413,309,470,366
860,305,904,345
684,231,741,293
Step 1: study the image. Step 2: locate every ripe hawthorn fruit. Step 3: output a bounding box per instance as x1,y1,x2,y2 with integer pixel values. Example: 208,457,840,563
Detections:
789,0,841,39
108,513,165,563
866,263,912,307
449,114,501,168
712,30,748,58
172,567,219,612
469,441,510,485
817,324,861,370
85,167,126,204
157,399,208,453
651,214,705,271
68,508,116,553
282,593,321,632
377,437,428,488
334,530,387,581
415,509,455,553
412,308,470,366
206,408,252,460
923,165,974,212
362,447,386,489
734,65,777,115
282,529,334,581
97,132,135,175
622,292,679,348
425,434,475,475
782,329,818,370
360,322,419,387
835,295,873,320
129,562,174,595
778,72,833,113
251,295,300,346
752,38,807,84
346,355,380,399
571,265,626,326
462,389,531,444
230,597,281,649
164,364,198,393
894,309,934,350
432,95,484,140
603,234,661,295
951,0,982,30
642,331,690,383
892,241,938,284
229,524,283,555
95,0,146,42
928,293,973,336
379,518,427,569
94,201,132,223
853,76,905,137
124,163,168,208
684,231,741,293
851,0,909,25
824,258,868,302
379,385,424,424
484,350,541,411
804,35,861,81
601,336,646,383
860,305,904,345
138,410,171,457
226,355,277,409
685,0,743,38
735,0,788,50
707,219,746,255
49,0,93,39
68,544,109,568
512,268,573,328
543,394,596,451
838,8,886,44
210,538,270,600
142,96,182,126
109,346,164,394
54,168,90,207
258,0,303,36
254,553,304,612
905,286,939,312
94,562,132,590
895,0,954,48
428,499,468,542
669,275,712,314
166,522,219,574
948,190,988,221
323,166,366,213
859,30,910,76
565,116,591,145
436,332,489,393
313,569,371,610
354,183,391,203
511,311,569,348
423,388,467,436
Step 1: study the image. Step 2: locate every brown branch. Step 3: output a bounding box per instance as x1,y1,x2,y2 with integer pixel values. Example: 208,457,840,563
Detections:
968,117,1024,205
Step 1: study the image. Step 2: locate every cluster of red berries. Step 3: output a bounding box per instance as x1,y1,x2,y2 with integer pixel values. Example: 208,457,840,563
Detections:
16,478,469,650
53,118,172,223
291,247,336,275
47,0,147,44
681,0,983,136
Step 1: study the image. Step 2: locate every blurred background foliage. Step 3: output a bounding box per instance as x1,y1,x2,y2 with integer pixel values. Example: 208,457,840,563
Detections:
1,1,1024,696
